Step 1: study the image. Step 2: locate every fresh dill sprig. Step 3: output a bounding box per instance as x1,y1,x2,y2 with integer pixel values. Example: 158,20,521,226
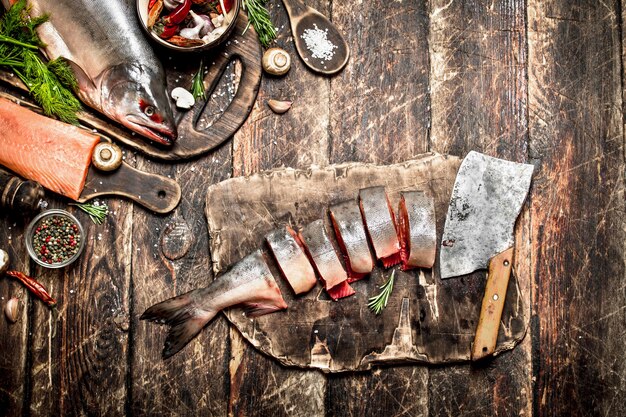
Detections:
190,60,206,100
70,202,109,225
0,0,81,124
367,270,396,315
242,0,276,48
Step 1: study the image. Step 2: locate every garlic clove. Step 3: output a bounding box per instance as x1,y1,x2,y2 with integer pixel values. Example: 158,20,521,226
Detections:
268,99,293,114
5,297,20,324
171,87,196,109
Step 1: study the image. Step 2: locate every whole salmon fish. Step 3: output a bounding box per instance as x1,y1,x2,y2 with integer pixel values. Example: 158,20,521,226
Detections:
2,0,177,145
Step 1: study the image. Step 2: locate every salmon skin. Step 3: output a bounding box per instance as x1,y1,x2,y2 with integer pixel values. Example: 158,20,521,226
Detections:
329,200,373,281
2,0,177,145
0,98,100,200
298,219,354,300
266,226,317,295
359,186,402,267
398,191,436,270
141,250,287,359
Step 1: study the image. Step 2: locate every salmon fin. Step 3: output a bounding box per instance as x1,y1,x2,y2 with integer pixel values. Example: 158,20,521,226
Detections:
65,59,97,95
327,281,355,301
243,302,287,318
140,290,215,359
381,252,402,268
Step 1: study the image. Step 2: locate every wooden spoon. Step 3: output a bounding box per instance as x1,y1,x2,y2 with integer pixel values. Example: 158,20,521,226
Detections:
281,0,349,75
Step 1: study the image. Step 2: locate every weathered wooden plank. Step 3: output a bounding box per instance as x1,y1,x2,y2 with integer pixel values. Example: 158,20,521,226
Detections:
25,197,132,416
229,0,330,414
528,0,625,415
0,215,30,416
131,147,232,416
130,55,242,416
428,0,531,415
330,0,430,164
325,0,431,413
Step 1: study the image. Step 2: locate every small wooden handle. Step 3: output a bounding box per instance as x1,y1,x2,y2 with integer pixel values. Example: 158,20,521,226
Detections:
471,247,514,361
79,163,181,214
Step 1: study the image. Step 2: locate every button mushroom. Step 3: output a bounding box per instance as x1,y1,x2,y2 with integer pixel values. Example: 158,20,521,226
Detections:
92,142,123,172
262,48,291,76
0,248,9,275
171,87,195,109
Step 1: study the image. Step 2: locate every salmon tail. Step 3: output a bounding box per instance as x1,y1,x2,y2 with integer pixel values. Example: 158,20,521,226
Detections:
381,252,402,268
140,290,216,359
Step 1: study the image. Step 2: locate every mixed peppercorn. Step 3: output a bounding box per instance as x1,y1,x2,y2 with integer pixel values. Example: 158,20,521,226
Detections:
31,215,81,265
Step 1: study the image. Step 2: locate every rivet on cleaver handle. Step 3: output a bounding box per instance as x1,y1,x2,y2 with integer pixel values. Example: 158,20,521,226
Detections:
78,163,181,214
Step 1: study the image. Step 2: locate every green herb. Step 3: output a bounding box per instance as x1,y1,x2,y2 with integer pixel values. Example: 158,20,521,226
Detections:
0,0,81,124
367,270,395,315
70,202,109,225
242,0,276,48
191,60,206,100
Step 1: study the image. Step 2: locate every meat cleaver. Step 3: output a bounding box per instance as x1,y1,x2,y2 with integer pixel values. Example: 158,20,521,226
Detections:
439,151,533,360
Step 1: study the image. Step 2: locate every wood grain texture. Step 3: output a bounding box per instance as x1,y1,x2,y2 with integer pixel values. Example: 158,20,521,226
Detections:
528,0,626,414
25,197,131,417
326,0,431,412
428,0,531,415
130,137,233,416
228,0,329,415
330,0,430,165
0,216,29,416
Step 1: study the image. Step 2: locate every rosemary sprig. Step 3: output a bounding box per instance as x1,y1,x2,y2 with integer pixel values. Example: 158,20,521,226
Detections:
0,0,81,124
70,202,109,225
242,0,276,48
367,270,396,315
190,60,206,100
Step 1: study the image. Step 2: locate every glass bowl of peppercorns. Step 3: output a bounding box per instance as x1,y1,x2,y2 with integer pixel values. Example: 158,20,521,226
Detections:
25,209,85,268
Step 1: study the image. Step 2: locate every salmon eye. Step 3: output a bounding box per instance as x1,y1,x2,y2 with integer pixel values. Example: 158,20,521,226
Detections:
144,105,155,117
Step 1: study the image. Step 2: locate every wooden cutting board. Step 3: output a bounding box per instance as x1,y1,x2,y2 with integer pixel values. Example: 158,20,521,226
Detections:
205,153,528,372
0,12,262,161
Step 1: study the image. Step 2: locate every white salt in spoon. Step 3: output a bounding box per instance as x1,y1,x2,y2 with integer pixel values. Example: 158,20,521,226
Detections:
281,0,350,75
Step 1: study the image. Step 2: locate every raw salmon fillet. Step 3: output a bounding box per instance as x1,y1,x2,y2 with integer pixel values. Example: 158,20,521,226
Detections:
329,200,373,281
0,98,100,200
359,186,402,267
398,191,437,270
299,219,353,300
266,226,318,295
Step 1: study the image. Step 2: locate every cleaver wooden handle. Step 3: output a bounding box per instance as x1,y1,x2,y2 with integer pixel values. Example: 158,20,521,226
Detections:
471,247,514,361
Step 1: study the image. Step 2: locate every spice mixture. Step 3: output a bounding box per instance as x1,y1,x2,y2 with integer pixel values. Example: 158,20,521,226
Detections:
301,24,338,62
32,215,81,264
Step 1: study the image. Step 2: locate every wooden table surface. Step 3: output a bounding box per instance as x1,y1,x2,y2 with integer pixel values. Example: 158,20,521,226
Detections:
1,0,625,415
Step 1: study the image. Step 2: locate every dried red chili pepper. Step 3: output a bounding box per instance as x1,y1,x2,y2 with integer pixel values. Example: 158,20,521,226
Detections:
161,0,191,26
6,271,56,308
154,23,180,39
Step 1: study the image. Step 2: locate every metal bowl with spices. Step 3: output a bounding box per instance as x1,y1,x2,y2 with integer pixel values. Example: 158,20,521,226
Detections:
137,0,241,53
25,209,86,268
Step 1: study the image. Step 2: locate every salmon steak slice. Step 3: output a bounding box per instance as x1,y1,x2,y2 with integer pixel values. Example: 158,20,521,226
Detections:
0,98,100,200
266,226,318,295
359,186,402,267
329,200,374,281
298,219,353,300
398,191,437,270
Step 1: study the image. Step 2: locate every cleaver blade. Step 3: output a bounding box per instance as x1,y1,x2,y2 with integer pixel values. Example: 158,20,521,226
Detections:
439,151,534,279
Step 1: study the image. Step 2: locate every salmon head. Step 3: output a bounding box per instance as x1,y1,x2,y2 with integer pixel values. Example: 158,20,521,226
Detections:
100,63,177,146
